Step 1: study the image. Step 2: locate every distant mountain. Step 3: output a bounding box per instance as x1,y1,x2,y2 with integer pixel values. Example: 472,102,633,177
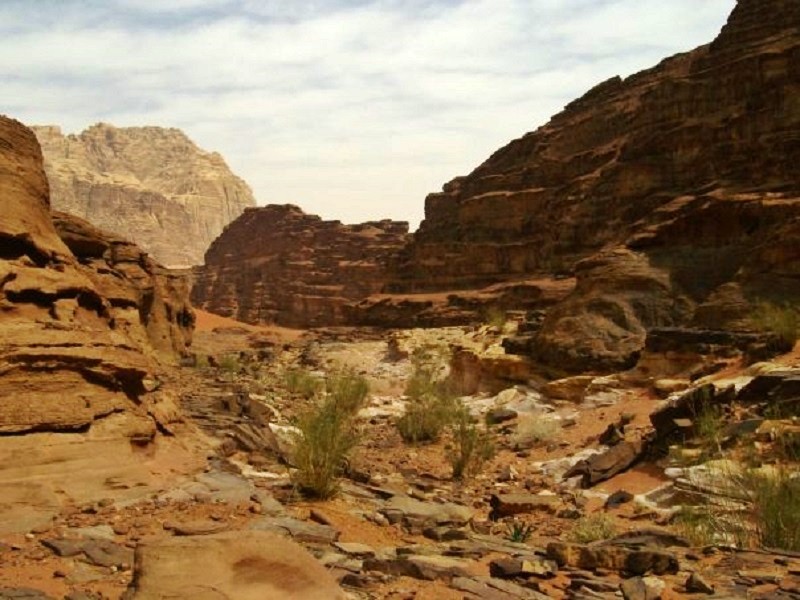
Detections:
32,123,256,267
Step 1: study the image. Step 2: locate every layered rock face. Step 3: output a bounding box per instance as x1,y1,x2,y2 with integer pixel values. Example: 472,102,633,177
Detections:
192,205,409,328
33,123,256,267
390,0,800,372
52,211,195,362
0,115,195,530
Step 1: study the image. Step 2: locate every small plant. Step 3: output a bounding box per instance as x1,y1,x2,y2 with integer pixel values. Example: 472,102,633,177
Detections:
285,368,323,399
692,403,724,457
448,410,495,480
326,368,370,415
505,520,535,543
745,467,800,551
397,394,457,443
482,305,508,329
291,398,359,499
194,354,210,369
568,513,617,544
750,301,798,352
672,503,751,548
511,415,559,450
218,354,240,373
397,360,458,444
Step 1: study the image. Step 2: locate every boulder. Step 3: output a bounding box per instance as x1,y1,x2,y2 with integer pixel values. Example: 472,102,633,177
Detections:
563,440,646,487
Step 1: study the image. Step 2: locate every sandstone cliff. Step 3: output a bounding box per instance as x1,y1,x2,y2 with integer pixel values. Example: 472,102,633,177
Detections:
386,0,800,372
0,115,195,530
192,205,409,328
33,123,256,267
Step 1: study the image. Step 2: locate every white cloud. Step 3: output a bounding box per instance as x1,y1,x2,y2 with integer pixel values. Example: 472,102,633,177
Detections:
0,0,735,228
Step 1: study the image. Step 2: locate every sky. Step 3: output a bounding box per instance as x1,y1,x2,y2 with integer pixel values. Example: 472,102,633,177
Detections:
0,0,735,230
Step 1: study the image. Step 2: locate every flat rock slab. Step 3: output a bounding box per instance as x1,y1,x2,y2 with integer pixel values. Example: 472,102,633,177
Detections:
490,493,560,517
489,556,557,579
452,576,551,600
0,590,55,600
364,554,472,582
163,520,229,536
547,541,678,576
127,530,346,599
41,538,132,567
249,516,340,545
381,495,473,531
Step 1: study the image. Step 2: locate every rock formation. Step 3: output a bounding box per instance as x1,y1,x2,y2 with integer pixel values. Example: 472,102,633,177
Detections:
386,0,800,372
32,123,256,267
0,115,195,531
192,204,409,328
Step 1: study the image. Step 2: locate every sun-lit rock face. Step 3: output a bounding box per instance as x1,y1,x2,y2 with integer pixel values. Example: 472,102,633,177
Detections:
0,115,195,531
32,123,256,267
384,0,800,372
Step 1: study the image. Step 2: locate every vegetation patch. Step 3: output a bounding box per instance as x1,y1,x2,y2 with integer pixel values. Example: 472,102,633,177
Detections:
750,301,798,352
448,409,495,480
285,368,324,399
568,513,617,544
290,369,369,499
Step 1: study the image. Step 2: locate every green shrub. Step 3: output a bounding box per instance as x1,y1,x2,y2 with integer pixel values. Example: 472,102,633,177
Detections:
397,360,458,444
397,393,457,444
505,520,535,543
291,398,359,499
751,301,799,352
218,354,240,373
285,368,323,399
511,415,559,450
692,403,724,457
746,468,800,551
326,368,370,415
482,305,507,329
568,513,617,544
672,505,748,547
672,466,800,551
448,410,495,480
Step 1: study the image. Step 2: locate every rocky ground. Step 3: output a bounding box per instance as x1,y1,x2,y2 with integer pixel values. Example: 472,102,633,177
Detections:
2,310,798,600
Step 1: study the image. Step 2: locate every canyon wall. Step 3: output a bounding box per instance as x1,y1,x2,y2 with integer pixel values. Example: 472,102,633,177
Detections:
386,0,800,372
0,115,195,530
33,123,256,267
192,204,409,328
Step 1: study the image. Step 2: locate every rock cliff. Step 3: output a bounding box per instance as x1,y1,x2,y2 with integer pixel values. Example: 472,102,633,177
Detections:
32,123,256,267
0,115,195,530
192,205,409,328
388,0,800,372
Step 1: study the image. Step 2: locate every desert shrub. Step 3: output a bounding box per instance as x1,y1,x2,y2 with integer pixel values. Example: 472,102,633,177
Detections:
218,354,240,373
673,466,800,551
482,305,507,329
194,354,210,369
692,403,724,457
750,301,799,352
568,513,617,544
397,393,458,444
326,368,370,415
672,505,748,547
505,520,535,543
397,359,458,444
291,398,359,499
511,415,559,450
745,468,800,551
448,410,495,480
285,368,323,399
